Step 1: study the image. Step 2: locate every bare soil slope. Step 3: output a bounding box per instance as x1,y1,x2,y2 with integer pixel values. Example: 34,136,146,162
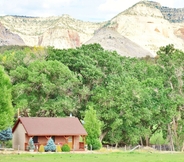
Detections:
85,27,153,58
0,23,25,46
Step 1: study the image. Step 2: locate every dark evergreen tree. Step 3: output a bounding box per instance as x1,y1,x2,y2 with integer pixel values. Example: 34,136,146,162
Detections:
28,137,35,151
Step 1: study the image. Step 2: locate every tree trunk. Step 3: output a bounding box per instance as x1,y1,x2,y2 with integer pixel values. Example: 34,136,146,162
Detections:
115,143,118,149
100,131,108,142
140,137,143,146
145,136,149,146
181,142,184,152
168,124,175,151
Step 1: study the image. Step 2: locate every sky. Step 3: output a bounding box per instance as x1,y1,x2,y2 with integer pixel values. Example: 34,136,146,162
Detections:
0,0,183,22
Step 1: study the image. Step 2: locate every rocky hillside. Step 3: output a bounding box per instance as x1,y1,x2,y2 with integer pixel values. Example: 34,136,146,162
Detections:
1,1,184,57
85,27,153,58
141,1,184,23
0,15,104,48
0,22,25,46
105,1,184,56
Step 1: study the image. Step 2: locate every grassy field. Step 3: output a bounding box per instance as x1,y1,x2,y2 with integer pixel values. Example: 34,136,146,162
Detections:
0,151,183,162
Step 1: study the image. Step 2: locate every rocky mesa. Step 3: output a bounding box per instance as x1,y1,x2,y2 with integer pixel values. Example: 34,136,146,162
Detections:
0,1,184,57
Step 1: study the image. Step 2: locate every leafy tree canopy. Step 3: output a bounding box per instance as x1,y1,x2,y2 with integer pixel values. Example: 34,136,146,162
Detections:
0,66,14,131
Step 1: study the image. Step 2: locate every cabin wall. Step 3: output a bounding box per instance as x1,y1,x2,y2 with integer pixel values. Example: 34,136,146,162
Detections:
13,123,26,150
55,136,67,145
37,136,48,145
36,136,81,150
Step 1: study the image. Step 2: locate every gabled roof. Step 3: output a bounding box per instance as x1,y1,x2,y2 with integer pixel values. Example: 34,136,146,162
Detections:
12,117,87,136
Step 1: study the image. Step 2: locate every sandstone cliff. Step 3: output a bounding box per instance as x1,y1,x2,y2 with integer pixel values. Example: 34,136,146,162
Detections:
0,15,104,48
105,1,184,56
131,1,184,23
1,1,184,57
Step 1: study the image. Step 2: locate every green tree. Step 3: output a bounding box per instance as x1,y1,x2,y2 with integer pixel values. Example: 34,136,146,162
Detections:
156,44,184,150
150,130,167,145
10,60,82,117
84,107,101,150
0,66,14,131
0,46,47,74
0,127,12,148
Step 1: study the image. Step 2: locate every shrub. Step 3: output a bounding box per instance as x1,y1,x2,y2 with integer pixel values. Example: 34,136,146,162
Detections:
0,140,12,148
150,131,167,145
0,128,13,148
28,138,35,151
39,145,45,152
61,144,70,152
44,138,56,152
56,145,61,152
87,139,102,150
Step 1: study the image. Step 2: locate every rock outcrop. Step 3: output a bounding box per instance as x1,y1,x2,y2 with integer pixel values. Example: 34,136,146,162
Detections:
1,1,184,57
0,23,25,46
105,1,184,55
0,15,104,48
85,27,153,58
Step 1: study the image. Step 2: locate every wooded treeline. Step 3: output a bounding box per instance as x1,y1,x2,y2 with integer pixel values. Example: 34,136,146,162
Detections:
0,44,184,150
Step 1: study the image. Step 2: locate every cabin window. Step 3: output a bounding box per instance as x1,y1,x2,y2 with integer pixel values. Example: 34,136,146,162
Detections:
52,136,55,142
33,136,38,143
68,136,72,142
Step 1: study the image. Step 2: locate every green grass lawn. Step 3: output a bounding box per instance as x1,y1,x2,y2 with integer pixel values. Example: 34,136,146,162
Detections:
0,151,183,162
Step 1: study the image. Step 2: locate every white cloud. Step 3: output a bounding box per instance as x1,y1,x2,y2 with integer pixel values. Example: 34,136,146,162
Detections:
0,0,184,21
0,0,76,16
98,0,139,13
158,0,175,7
98,0,179,13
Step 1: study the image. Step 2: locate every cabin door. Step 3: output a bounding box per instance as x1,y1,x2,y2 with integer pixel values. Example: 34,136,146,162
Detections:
68,136,73,150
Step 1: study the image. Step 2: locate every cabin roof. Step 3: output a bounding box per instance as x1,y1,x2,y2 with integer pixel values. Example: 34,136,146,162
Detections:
12,117,87,136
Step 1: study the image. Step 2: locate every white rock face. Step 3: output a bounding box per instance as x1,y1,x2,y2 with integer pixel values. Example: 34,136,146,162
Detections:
0,1,184,57
109,3,184,56
0,15,104,48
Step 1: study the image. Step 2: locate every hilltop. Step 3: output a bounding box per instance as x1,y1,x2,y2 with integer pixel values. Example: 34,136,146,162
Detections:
0,1,184,57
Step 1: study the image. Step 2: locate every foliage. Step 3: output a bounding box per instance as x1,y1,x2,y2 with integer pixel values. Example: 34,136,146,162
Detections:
10,60,82,117
28,138,35,151
0,128,12,141
38,145,45,152
0,43,184,147
0,46,47,74
1,140,12,148
150,131,168,145
156,44,184,150
84,107,102,150
44,138,56,152
61,144,70,152
0,128,12,148
0,66,14,131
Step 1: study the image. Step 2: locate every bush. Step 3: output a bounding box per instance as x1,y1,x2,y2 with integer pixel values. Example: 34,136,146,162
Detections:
28,138,35,151
87,139,102,150
61,144,70,152
39,145,45,152
150,131,167,145
0,128,13,148
0,140,12,148
56,145,61,152
44,138,56,152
